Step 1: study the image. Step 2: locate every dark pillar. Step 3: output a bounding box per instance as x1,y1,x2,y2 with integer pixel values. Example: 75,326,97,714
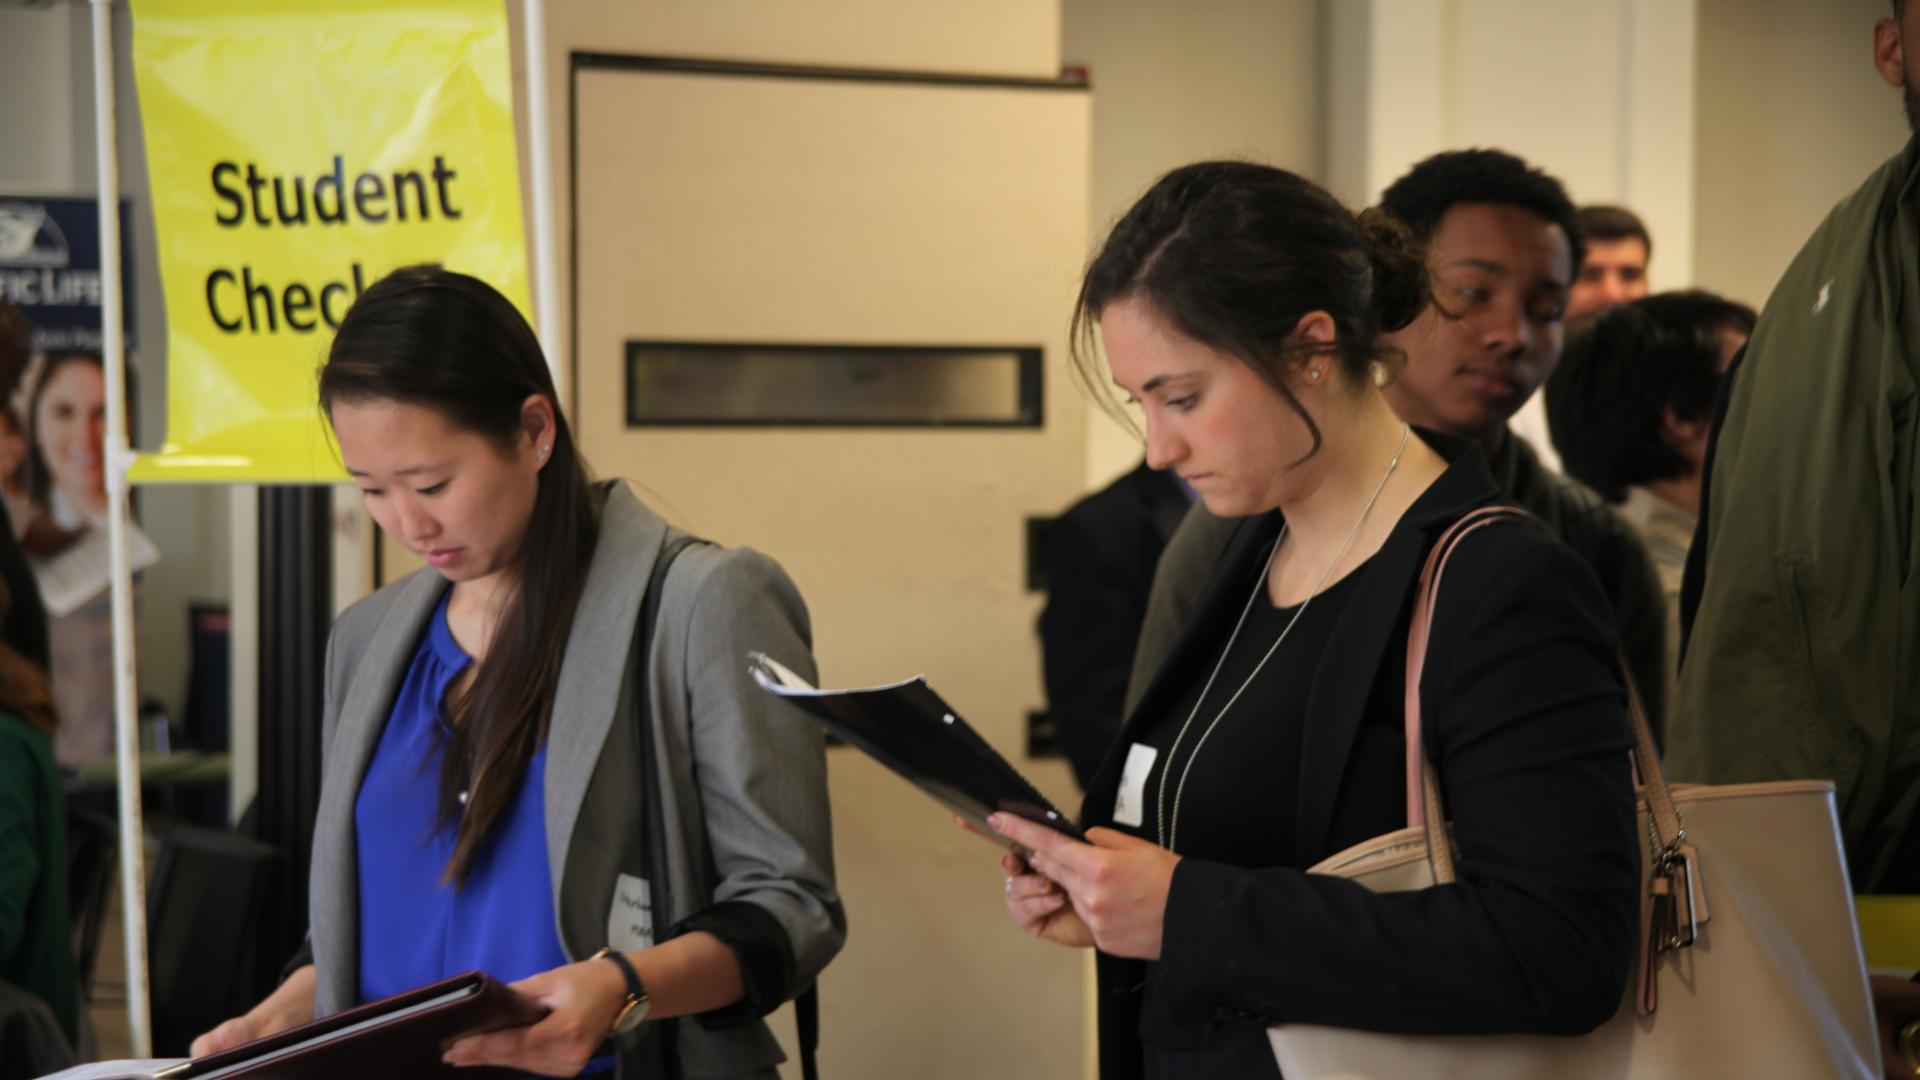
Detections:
254,486,331,988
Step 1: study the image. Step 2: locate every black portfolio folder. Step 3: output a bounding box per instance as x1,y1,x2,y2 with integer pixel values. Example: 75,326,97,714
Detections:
43,971,545,1080
748,652,1085,845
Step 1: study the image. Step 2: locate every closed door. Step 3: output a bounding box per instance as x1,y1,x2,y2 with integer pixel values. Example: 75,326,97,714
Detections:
573,59,1093,1079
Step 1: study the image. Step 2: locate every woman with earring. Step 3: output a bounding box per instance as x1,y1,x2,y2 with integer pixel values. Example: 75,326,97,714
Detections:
987,163,1639,1077
191,265,843,1078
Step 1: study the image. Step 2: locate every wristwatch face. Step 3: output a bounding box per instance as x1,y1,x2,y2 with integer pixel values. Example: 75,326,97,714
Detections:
612,992,651,1033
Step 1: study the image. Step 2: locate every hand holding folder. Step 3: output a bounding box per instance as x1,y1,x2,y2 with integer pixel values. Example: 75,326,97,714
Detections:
41,971,545,1080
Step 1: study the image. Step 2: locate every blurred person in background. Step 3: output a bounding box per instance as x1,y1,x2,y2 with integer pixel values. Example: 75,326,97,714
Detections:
1509,203,1654,471
0,577,78,1071
1566,205,1653,321
1544,290,1754,712
0,302,47,670
1040,461,1191,789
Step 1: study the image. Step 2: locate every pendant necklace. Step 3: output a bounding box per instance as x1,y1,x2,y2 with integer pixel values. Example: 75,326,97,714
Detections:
1155,423,1411,853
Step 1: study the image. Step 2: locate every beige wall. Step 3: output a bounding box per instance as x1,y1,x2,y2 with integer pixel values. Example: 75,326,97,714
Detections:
1327,0,1698,282
567,1,1059,79
1693,0,1907,311
1061,0,1322,490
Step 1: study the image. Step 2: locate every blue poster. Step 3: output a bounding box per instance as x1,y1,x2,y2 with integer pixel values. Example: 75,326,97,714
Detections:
0,196,134,352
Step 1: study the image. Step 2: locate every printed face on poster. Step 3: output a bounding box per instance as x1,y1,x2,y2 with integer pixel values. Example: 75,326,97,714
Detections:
127,0,531,483
0,196,149,772
0,196,137,552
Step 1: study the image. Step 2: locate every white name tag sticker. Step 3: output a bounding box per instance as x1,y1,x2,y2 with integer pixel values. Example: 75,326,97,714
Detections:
607,873,654,952
1112,742,1158,828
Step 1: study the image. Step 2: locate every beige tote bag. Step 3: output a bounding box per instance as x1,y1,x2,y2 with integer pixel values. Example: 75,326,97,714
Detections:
1268,507,1882,1079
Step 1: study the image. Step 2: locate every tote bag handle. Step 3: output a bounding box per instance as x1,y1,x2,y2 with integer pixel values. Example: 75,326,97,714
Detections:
1402,506,1683,884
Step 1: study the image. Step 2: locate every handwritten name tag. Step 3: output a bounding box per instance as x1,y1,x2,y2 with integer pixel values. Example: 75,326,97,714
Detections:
607,873,654,952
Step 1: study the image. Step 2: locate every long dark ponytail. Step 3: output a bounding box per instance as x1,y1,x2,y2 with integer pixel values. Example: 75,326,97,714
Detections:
321,264,598,886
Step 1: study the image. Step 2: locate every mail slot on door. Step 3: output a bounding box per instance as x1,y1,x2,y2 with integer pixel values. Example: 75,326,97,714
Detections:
624,341,1042,427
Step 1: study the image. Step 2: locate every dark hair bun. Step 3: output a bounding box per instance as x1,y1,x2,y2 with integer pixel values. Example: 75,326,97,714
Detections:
1357,207,1428,333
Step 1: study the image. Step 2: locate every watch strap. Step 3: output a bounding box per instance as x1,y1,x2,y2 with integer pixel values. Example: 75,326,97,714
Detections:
594,946,647,1005
593,946,651,1036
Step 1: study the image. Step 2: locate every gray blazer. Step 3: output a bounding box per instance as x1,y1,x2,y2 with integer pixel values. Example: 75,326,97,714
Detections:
308,483,844,1077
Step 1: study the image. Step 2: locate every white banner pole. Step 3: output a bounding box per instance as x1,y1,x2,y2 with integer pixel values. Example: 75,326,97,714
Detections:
521,0,564,402
90,0,154,1057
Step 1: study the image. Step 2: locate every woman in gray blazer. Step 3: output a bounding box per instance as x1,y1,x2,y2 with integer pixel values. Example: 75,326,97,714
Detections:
192,265,843,1078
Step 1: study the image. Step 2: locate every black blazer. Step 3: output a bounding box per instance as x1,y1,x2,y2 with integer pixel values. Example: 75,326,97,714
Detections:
1040,462,1191,788
1079,433,1639,1078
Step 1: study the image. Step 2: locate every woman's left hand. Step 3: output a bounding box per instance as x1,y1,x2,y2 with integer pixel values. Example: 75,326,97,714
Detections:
989,812,1181,961
442,957,627,1074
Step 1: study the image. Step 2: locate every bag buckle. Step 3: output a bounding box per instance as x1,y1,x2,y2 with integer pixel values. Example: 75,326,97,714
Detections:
1639,838,1709,1017
1654,839,1708,951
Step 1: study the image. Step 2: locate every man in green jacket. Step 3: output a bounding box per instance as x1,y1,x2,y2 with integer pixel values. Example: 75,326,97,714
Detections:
1674,6,1920,895
1125,150,1668,742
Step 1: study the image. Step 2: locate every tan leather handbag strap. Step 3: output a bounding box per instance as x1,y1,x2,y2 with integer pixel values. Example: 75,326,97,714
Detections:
1403,506,1683,885
1404,507,1522,832
1620,659,1682,848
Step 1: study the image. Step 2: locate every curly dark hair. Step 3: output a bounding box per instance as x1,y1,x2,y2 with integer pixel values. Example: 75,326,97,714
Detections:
1545,290,1755,502
1379,148,1586,276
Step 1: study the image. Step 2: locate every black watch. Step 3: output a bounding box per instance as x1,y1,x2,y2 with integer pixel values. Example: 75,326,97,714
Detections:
591,947,652,1034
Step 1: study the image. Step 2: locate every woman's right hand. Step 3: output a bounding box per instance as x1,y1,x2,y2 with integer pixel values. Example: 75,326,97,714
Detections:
1000,849,1094,949
190,964,317,1058
190,1014,269,1058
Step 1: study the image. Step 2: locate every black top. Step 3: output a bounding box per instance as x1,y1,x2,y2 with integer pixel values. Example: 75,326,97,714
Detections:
1081,431,1640,1080
1121,562,1365,867
1117,564,1365,1079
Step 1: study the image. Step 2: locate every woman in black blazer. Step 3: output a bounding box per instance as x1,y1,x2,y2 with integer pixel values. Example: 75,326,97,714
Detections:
988,162,1639,1078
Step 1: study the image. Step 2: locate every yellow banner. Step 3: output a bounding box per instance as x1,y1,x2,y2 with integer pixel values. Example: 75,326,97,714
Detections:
128,0,529,482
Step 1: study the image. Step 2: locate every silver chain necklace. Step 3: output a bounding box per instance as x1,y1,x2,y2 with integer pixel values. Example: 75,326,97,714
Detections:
1155,423,1411,852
